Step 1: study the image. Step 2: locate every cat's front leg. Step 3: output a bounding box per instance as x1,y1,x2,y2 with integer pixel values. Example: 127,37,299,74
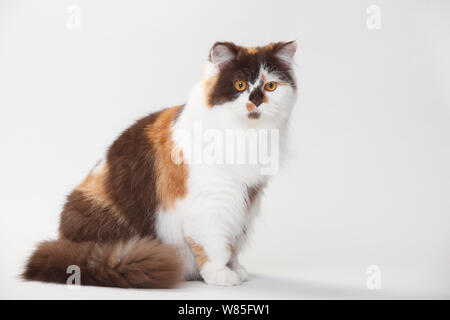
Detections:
185,234,241,286
228,254,249,282
183,208,245,286
225,190,262,283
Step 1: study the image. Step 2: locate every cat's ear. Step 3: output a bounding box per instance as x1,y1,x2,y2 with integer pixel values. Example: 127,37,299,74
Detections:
274,40,297,67
209,42,237,69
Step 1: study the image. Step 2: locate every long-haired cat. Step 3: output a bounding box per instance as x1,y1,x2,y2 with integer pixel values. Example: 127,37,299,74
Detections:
23,40,298,287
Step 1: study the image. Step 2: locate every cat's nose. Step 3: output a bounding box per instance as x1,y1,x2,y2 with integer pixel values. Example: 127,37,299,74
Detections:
249,89,264,107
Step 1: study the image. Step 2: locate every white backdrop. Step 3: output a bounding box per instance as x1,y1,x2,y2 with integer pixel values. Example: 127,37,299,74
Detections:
1,0,449,299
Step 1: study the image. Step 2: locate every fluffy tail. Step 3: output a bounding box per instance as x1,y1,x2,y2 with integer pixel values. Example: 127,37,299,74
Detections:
22,237,183,288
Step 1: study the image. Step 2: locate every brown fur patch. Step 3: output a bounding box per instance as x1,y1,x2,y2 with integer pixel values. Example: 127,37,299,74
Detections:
106,111,163,238
187,237,209,270
246,183,264,209
60,190,135,242
75,164,127,225
226,245,237,268
77,164,109,200
23,237,182,288
146,106,188,210
246,47,258,55
248,112,260,119
202,74,219,107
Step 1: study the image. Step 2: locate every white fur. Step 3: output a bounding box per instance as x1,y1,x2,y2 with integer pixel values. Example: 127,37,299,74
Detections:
209,44,235,68
155,55,297,286
274,40,297,66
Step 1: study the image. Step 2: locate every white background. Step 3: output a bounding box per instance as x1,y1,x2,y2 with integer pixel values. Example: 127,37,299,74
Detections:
1,0,449,299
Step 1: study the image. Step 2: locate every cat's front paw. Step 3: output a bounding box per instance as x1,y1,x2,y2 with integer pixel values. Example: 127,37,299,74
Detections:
201,266,242,286
232,264,249,282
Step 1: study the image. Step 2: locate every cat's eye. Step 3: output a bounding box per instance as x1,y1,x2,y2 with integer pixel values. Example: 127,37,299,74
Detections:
264,82,278,92
234,80,247,91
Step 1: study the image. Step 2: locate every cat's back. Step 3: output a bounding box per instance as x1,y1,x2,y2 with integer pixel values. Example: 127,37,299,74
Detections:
59,105,187,242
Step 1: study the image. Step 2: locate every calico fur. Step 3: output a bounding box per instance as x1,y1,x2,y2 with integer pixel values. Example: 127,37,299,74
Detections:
23,41,297,288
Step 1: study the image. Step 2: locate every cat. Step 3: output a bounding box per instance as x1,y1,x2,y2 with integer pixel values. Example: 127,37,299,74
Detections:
23,40,298,288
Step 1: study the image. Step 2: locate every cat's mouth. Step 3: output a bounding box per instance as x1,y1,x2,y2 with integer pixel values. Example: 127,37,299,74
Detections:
247,111,260,119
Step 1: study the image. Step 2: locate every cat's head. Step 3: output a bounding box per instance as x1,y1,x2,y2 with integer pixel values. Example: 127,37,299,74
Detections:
202,41,297,123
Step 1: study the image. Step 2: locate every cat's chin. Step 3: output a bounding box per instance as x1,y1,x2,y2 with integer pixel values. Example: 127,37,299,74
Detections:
247,111,261,120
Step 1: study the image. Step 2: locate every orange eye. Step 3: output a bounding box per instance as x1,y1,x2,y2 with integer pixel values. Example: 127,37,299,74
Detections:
264,81,278,91
234,80,247,91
